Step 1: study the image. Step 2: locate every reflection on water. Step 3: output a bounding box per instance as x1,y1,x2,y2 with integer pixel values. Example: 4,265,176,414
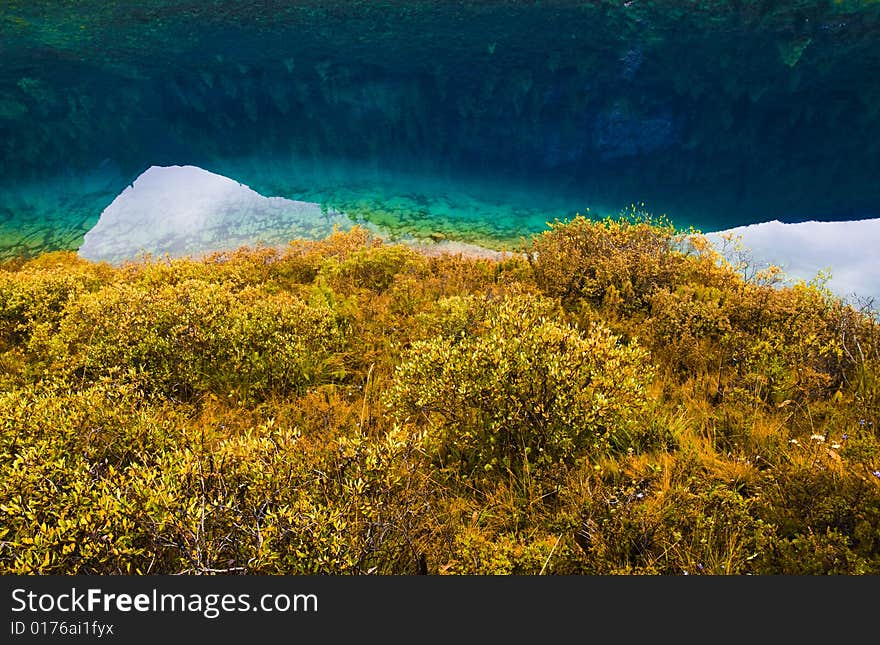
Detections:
2,2,879,258
76,162,606,263
78,164,880,308
705,219,880,307
78,165,359,264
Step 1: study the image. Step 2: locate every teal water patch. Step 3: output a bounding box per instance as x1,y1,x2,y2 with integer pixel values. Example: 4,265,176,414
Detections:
76,162,624,264
2,155,628,262
203,156,626,249
0,164,126,260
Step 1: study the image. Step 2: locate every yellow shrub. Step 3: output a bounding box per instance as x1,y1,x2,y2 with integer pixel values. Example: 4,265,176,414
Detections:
528,214,686,310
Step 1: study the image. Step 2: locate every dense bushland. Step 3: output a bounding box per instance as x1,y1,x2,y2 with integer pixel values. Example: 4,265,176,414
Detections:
1,218,878,574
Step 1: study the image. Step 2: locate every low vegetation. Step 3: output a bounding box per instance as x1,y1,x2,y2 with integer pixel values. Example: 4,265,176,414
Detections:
1,217,878,574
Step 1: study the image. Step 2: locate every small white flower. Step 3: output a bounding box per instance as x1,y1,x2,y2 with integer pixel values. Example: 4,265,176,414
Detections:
789,439,800,445
810,434,825,442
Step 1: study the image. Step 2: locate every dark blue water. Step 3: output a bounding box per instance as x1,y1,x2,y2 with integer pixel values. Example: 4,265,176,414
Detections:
2,1,879,258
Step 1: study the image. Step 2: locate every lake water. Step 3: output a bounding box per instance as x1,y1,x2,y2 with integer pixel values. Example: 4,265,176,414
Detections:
1,1,879,260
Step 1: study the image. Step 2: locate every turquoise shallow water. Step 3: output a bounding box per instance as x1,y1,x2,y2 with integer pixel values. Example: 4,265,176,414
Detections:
2,2,879,259
0,156,626,260
76,162,629,264
203,156,630,248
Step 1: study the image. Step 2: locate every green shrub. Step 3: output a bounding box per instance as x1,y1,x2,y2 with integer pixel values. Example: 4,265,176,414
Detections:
386,294,653,475
439,531,569,574
0,381,192,573
575,476,771,575
648,283,734,375
0,252,107,345
753,455,880,574
753,528,867,575
40,279,343,401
